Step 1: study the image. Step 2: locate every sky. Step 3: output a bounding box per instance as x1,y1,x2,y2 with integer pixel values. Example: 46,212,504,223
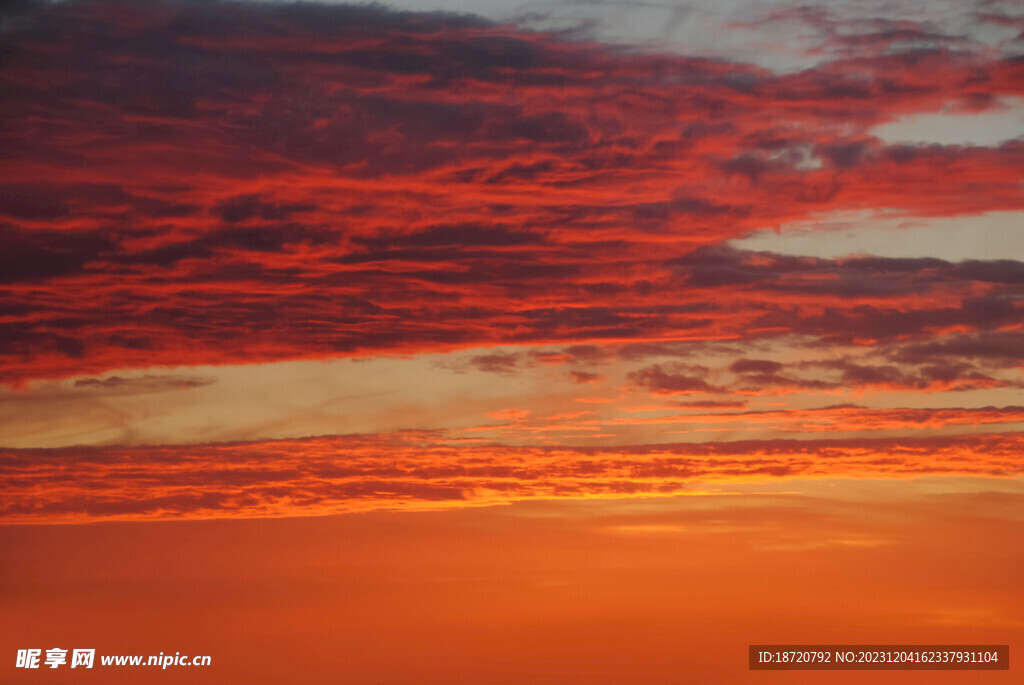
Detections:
1,0,1022,682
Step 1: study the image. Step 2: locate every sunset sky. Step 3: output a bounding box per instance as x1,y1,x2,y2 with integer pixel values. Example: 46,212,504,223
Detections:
1,0,1023,682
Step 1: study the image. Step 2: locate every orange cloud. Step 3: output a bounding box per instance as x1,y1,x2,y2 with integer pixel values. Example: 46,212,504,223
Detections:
485,408,531,421
3,430,1022,524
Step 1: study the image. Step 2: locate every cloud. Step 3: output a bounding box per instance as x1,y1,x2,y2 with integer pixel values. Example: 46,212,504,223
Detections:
668,400,749,410
627,351,1015,397
729,359,784,375
3,429,1022,523
72,374,214,393
891,331,1024,365
601,403,1024,433
466,353,524,374
0,0,1022,385
212,194,316,223
569,370,605,384
806,358,1010,393
485,408,531,421
0,226,115,283
628,364,726,395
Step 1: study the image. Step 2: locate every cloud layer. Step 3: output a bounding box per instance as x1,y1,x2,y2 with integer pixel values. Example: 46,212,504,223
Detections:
1,0,1022,384
3,429,1022,522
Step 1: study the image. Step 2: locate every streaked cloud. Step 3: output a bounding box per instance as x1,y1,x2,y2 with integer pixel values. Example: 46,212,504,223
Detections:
3,429,1022,523
1,0,1022,387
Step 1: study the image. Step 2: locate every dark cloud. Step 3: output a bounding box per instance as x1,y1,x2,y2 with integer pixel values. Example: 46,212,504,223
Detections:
892,331,1024,365
467,353,523,374
73,374,214,393
727,358,842,394
560,344,616,364
628,364,725,395
0,184,69,220
352,223,545,251
130,223,336,266
758,294,1021,344
670,400,749,409
730,359,784,374
569,370,604,384
213,194,316,223
0,183,197,221
797,357,1011,392
0,227,114,283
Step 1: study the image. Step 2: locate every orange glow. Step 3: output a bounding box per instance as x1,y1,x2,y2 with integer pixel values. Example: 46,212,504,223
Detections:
1,485,1021,684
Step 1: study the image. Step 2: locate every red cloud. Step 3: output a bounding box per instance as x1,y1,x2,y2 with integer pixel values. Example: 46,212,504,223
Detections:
1,1,1023,386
